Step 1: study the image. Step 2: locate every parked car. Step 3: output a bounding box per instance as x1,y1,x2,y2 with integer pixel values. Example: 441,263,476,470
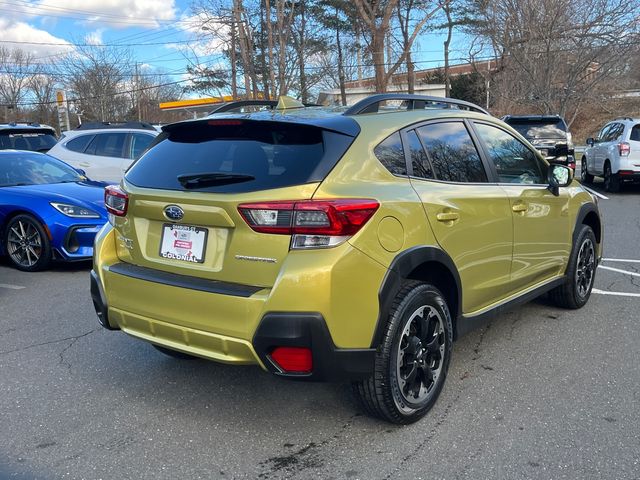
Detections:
502,115,575,169
48,122,159,183
91,95,602,424
0,123,57,153
581,117,640,192
0,150,108,271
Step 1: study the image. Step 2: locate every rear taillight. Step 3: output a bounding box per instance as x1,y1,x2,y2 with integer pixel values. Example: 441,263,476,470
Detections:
270,346,313,374
619,142,631,156
238,199,379,249
104,185,128,217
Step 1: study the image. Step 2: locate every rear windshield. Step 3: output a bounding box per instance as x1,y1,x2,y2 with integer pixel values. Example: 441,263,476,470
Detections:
125,120,354,193
506,119,567,140
0,130,57,152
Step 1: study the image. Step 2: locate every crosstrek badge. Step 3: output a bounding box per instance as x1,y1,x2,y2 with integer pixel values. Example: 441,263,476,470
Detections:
159,224,208,263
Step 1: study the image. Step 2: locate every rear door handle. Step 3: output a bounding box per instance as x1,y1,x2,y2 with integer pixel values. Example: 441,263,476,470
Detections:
436,212,460,222
512,202,528,213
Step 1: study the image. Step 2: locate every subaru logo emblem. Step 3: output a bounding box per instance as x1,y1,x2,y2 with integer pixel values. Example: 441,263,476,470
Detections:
164,205,184,221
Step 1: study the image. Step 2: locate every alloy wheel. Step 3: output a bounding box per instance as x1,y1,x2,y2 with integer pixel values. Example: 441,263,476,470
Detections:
6,219,43,268
394,304,445,412
581,159,588,182
575,237,595,298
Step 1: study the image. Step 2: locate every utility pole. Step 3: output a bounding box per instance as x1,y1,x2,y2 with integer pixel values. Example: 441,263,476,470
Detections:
135,62,142,121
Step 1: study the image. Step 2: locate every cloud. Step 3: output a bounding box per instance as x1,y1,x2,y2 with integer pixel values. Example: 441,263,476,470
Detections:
19,0,179,29
0,19,74,58
165,14,229,57
84,29,104,46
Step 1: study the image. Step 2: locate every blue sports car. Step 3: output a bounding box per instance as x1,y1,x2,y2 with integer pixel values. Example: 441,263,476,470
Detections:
0,150,108,271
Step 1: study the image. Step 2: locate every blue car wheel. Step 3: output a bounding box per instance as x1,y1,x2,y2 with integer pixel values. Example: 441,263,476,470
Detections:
4,214,52,271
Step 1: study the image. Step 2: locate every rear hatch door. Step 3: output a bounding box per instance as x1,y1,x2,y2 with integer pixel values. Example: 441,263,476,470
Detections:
114,118,355,288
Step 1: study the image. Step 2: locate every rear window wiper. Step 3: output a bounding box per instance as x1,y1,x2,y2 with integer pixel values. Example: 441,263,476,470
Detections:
177,172,255,189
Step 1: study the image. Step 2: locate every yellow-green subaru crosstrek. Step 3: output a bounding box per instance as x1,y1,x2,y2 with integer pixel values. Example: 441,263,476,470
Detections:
91,94,602,424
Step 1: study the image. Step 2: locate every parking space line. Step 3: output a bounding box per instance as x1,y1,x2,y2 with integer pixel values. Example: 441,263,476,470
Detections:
598,265,640,277
602,258,640,264
0,283,25,290
581,186,609,200
593,288,640,298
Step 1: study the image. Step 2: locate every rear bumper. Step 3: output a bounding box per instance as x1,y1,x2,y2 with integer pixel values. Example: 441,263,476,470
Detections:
617,171,640,182
90,267,375,380
91,226,384,381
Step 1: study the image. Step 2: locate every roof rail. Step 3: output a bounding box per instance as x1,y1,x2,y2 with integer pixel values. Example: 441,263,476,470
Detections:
343,94,490,116
209,98,321,115
75,121,157,131
209,100,278,114
613,117,635,122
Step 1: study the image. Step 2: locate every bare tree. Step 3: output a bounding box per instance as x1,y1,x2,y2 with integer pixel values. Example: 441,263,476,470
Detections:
57,44,133,121
352,0,442,92
0,47,36,120
470,0,640,125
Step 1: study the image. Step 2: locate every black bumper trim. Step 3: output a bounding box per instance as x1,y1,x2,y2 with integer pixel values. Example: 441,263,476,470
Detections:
90,269,118,330
108,262,263,298
252,313,375,382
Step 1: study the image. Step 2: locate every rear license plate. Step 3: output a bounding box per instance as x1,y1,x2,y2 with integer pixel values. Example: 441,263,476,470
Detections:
159,224,208,263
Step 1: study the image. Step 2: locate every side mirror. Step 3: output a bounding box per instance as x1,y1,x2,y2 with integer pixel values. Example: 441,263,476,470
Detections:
548,163,573,196
75,168,86,176
586,137,595,147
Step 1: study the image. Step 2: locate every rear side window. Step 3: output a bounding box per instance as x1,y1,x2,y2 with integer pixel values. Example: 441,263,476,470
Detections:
86,133,127,157
406,130,433,179
630,125,640,142
129,133,155,159
66,135,94,153
374,132,407,176
125,121,354,193
416,122,487,183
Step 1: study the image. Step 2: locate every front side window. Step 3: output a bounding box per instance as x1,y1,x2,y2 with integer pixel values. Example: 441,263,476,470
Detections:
374,132,407,176
475,123,545,184
597,124,613,142
416,122,487,183
86,133,127,158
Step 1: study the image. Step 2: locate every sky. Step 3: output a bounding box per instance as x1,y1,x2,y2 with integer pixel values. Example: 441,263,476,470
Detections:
0,0,474,100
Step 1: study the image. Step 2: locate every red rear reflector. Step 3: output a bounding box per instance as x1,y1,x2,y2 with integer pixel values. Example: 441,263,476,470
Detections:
619,170,634,176
104,185,128,217
208,120,243,126
270,346,313,374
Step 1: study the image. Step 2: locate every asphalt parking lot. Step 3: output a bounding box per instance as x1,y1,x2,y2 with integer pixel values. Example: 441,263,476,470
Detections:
1,180,639,480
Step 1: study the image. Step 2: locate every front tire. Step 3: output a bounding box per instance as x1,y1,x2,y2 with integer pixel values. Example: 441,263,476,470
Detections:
580,157,593,184
549,225,597,309
3,214,52,271
353,282,453,424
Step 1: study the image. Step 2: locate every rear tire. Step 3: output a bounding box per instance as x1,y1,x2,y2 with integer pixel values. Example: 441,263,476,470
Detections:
3,214,52,271
352,282,453,424
603,162,621,193
152,344,198,359
580,157,593,184
549,225,597,309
